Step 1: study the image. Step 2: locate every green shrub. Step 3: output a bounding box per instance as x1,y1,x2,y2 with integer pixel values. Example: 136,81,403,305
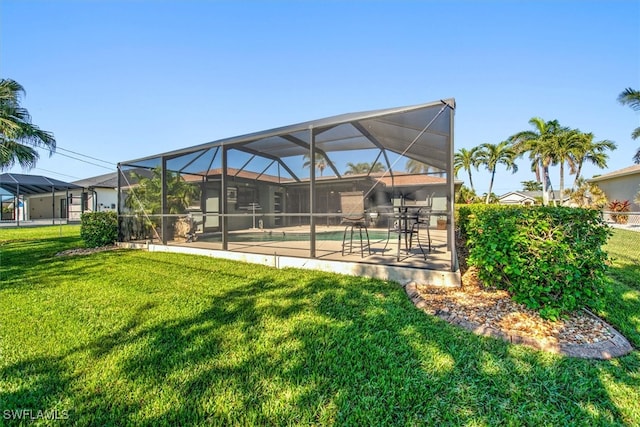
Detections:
80,211,118,248
457,203,493,237
459,205,612,320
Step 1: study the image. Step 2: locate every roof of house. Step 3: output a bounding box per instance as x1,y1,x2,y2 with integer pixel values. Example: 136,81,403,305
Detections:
73,172,119,188
183,168,284,184
589,164,640,182
184,169,459,187
498,191,537,201
374,172,460,187
498,190,567,201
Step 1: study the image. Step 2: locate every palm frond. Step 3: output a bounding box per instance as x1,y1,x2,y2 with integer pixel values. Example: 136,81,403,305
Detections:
618,87,640,111
0,140,38,170
0,79,55,169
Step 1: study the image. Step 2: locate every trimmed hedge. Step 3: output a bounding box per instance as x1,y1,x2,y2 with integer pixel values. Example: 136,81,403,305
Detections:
80,211,118,248
458,205,611,320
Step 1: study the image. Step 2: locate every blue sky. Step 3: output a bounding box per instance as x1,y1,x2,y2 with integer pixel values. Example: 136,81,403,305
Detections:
2,0,639,196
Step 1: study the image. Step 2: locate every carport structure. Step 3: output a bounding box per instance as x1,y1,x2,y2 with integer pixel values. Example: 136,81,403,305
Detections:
118,99,459,285
0,173,84,225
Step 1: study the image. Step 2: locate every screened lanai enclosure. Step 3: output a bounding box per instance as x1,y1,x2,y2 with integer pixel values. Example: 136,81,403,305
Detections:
118,99,460,285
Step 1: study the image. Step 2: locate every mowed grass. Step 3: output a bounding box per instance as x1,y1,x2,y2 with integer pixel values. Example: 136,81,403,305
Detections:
0,225,638,425
601,229,640,349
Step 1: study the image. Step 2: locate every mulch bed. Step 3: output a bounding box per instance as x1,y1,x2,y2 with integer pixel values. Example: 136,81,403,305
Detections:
405,234,633,359
55,245,120,257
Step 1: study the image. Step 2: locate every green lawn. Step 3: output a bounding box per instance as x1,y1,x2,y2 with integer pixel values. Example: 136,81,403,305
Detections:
1,225,638,425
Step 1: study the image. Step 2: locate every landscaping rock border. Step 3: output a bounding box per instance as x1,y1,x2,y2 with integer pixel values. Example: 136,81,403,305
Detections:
405,282,633,359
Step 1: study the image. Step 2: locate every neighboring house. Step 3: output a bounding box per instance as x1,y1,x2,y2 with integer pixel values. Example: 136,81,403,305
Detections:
0,191,22,220
498,190,568,206
0,173,83,223
589,164,640,211
70,172,119,221
0,172,119,223
498,191,538,206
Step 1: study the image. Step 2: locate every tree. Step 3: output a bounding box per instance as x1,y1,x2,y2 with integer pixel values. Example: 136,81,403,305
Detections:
0,79,56,170
617,87,640,163
455,184,479,204
510,118,565,205
551,128,580,204
125,167,200,215
567,131,616,189
476,141,518,204
302,152,328,176
521,180,542,191
453,147,479,193
405,158,442,175
344,161,385,175
564,177,607,208
481,192,499,204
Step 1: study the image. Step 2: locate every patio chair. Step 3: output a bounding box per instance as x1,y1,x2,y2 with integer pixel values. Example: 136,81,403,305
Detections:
339,191,371,257
409,192,434,254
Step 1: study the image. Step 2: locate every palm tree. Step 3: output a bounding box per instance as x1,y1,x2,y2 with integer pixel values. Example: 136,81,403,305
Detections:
453,147,479,193
0,79,56,170
302,152,328,176
476,141,518,204
568,132,616,189
125,167,200,214
344,161,385,175
551,128,582,204
455,184,478,204
617,87,640,163
405,158,443,175
521,180,543,191
510,118,565,205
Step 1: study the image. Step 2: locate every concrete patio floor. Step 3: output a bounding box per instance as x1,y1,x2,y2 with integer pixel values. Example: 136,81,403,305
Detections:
136,226,461,287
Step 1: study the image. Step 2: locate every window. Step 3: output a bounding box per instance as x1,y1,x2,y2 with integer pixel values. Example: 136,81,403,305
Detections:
237,186,257,208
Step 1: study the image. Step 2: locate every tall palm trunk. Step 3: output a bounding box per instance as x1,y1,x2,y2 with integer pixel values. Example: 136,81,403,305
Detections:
541,162,549,206
534,163,541,183
559,161,565,205
486,169,496,204
468,170,475,193
573,161,584,189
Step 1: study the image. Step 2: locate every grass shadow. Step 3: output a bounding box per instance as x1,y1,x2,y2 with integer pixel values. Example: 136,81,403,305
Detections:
1,236,639,424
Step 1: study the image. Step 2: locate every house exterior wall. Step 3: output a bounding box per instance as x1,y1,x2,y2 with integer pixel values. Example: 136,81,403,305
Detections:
595,174,640,210
68,192,83,221
94,188,118,212
24,188,118,222
67,188,118,221
28,193,63,219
